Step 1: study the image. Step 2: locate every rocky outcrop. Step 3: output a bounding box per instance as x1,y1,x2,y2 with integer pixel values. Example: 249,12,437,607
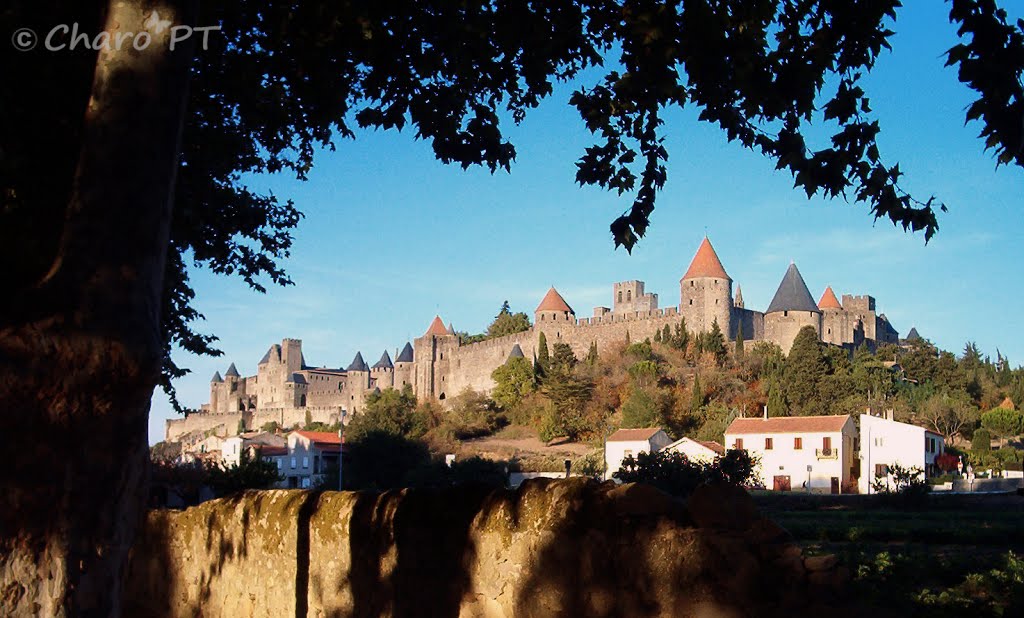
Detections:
125,479,850,617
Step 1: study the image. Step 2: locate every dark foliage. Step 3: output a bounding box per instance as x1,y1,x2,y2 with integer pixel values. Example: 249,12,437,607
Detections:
613,448,757,497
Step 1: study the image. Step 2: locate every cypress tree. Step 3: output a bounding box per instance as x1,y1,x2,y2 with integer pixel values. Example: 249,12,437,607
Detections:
537,331,549,370
662,324,672,345
783,326,827,415
690,374,703,414
707,318,726,363
735,321,745,359
586,341,599,366
653,328,662,343
625,329,631,345
767,381,786,417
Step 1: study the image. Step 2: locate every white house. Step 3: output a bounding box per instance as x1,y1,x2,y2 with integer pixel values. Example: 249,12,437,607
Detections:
604,428,672,479
858,412,944,494
662,437,724,464
724,415,857,493
221,431,288,468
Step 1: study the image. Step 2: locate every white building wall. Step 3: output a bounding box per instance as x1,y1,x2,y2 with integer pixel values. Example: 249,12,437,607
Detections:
221,436,243,467
662,438,719,465
726,423,856,493
858,414,942,494
604,431,672,480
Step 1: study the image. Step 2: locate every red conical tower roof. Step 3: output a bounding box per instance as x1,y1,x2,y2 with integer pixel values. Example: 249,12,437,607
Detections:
818,286,842,310
424,315,448,337
535,287,574,313
682,237,730,280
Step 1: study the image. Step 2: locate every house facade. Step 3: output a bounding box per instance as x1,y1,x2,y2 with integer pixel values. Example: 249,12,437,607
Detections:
284,430,343,489
604,428,673,479
725,415,857,493
662,437,724,464
858,412,944,494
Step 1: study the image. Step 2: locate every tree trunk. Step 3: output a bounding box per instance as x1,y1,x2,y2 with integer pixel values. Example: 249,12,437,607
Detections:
0,1,194,615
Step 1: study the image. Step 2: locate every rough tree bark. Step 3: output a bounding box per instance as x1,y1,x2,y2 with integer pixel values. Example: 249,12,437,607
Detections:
0,1,194,615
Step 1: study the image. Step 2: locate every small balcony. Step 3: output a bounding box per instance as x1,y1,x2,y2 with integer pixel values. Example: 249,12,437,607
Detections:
816,448,838,460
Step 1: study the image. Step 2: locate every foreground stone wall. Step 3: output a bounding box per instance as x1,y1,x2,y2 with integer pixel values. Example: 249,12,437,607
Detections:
125,479,851,617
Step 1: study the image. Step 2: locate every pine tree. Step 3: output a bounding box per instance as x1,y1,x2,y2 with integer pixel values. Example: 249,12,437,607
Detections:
735,321,745,359
537,331,549,370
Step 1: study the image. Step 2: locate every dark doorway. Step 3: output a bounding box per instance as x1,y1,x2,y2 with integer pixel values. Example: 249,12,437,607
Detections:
773,475,791,492
830,477,840,494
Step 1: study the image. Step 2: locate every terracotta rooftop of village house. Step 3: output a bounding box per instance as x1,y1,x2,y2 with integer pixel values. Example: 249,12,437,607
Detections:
424,315,448,337
295,431,343,451
256,445,288,457
607,428,664,442
817,286,843,310
725,415,851,434
535,287,574,313
696,439,725,455
682,237,730,280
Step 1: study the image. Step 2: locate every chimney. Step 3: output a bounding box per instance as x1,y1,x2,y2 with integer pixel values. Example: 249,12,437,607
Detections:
763,404,768,420
885,408,894,421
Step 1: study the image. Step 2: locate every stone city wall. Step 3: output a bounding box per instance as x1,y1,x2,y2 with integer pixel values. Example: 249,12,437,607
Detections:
125,480,852,617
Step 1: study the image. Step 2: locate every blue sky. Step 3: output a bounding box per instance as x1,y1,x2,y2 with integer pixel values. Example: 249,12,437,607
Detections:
150,3,1023,444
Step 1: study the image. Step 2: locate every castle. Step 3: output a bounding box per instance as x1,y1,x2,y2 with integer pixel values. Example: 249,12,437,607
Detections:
165,237,900,442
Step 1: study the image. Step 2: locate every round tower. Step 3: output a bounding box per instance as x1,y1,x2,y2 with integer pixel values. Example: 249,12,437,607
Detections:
534,287,575,325
679,237,733,337
817,285,846,346
763,263,821,354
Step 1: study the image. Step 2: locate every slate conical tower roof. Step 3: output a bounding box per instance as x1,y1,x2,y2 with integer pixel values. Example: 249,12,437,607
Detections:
372,350,393,370
535,287,574,313
225,362,240,377
682,237,730,280
211,371,223,383
734,284,745,308
506,343,525,363
446,322,455,335
817,286,842,310
905,327,922,342
766,263,820,313
395,342,414,363
424,315,448,337
346,352,370,372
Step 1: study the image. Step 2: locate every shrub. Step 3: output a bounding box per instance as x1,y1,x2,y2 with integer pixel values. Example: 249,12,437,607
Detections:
871,463,931,506
613,448,758,497
972,428,992,452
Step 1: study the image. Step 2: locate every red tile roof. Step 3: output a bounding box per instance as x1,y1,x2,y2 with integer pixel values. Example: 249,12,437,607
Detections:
535,287,574,313
818,286,843,310
257,445,288,456
295,431,341,445
725,415,851,435
682,237,730,280
696,440,725,455
608,428,663,442
424,315,448,337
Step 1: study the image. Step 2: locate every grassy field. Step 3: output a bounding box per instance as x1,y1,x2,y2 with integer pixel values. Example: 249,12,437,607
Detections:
756,492,1024,616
